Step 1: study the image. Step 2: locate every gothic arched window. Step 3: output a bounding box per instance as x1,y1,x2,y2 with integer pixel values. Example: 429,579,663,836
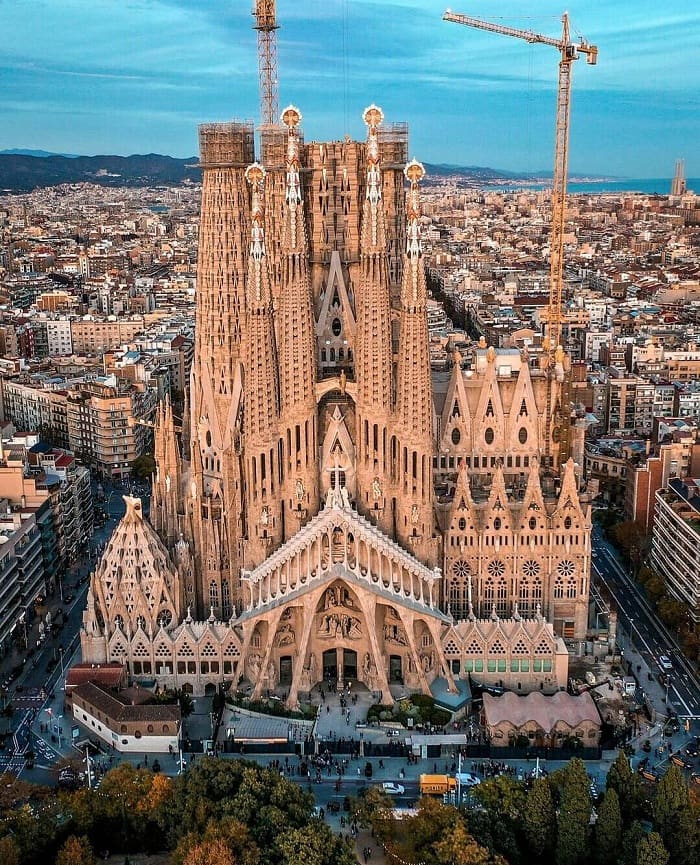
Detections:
209,580,219,612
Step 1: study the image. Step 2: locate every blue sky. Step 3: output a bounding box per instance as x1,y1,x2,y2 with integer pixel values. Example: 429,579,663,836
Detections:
0,0,697,177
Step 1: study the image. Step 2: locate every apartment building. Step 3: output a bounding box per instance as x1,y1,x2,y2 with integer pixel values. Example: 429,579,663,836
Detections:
651,478,700,624
66,376,156,479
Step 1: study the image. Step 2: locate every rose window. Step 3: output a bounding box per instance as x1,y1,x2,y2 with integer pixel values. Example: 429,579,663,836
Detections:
487,559,506,578
557,560,575,578
452,560,471,579
522,560,541,578
158,609,173,628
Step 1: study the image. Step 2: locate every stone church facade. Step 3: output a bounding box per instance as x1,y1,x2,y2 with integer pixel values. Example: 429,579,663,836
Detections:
81,106,591,705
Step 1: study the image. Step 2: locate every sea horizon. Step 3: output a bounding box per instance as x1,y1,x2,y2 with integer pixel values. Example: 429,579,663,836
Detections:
494,177,699,195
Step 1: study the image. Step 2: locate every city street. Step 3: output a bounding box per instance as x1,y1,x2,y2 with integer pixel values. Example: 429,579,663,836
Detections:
591,525,700,720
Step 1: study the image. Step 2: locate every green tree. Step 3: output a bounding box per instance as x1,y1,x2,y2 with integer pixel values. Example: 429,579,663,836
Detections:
523,778,556,858
606,750,643,825
594,788,622,865
555,758,591,865
277,826,354,865
433,820,505,865
652,764,698,865
472,775,526,819
619,821,646,865
56,835,97,865
636,832,669,865
131,452,156,480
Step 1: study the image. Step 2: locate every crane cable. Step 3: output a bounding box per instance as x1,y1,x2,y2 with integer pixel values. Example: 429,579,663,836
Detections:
342,0,349,135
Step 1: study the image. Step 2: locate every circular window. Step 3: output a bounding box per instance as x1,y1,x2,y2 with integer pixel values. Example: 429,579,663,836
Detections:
518,427,528,445
147,725,154,733
522,560,541,577
158,609,173,628
458,517,467,531
557,560,575,577
331,318,342,336
484,427,495,445
487,559,506,578
564,516,572,530
528,517,537,530
134,730,142,739
493,517,502,530
451,427,461,445
452,560,471,579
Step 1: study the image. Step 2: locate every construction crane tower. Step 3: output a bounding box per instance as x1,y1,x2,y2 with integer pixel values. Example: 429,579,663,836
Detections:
253,1,280,128
443,9,597,351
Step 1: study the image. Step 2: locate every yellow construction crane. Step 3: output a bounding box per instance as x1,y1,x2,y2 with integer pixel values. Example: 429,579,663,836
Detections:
253,0,280,128
443,9,597,350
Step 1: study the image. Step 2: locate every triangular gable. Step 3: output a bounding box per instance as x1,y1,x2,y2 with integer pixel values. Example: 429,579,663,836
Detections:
439,355,472,451
506,361,540,450
316,250,356,339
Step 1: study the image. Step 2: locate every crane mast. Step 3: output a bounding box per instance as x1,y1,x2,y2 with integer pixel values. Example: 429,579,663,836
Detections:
443,10,597,350
253,0,280,128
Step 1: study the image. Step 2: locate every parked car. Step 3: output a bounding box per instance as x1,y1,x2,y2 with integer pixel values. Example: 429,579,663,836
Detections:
381,782,405,795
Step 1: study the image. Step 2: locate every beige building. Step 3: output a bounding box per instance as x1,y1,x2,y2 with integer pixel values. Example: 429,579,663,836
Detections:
482,690,601,749
70,317,147,355
82,107,591,706
66,377,156,479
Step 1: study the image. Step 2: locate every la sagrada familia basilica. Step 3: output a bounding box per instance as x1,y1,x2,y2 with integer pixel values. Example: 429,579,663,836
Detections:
81,104,592,708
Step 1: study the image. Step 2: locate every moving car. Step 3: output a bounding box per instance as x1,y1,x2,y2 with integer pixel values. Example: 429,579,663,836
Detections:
381,782,405,795
456,772,481,787
658,655,673,672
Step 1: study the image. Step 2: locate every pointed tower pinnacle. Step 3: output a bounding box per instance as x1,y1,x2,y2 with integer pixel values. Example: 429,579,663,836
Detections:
277,106,319,535
243,162,282,565
394,159,436,565
355,105,394,534
151,397,181,545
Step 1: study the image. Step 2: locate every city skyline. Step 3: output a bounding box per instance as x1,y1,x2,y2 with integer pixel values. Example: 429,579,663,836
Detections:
0,0,698,178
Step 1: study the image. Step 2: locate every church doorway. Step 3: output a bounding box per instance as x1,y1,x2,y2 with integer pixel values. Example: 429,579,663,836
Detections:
323,649,337,682
204,683,217,697
279,656,293,686
389,655,403,684
343,649,358,680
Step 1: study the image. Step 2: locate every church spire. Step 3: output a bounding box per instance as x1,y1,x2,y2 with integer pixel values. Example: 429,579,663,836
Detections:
243,162,282,565
394,160,436,564
355,105,394,532
151,396,181,545
277,106,319,534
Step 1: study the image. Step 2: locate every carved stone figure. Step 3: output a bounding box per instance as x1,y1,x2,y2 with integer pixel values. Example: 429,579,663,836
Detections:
324,586,338,608
383,623,408,645
411,504,419,524
260,506,269,526
276,623,295,646
295,478,305,502
372,477,382,500
267,660,277,689
248,652,262,682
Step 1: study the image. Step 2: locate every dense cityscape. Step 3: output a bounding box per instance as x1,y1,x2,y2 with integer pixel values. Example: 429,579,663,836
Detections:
0,3,698,865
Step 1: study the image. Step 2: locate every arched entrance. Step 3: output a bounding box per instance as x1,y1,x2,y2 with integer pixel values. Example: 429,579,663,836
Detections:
343,648,357,680
390,655,403,684
204,682,217,697
323,649,337,682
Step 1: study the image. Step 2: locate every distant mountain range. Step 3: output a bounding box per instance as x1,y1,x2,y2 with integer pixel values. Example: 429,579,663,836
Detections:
0,150,603,193
0,152,201,192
